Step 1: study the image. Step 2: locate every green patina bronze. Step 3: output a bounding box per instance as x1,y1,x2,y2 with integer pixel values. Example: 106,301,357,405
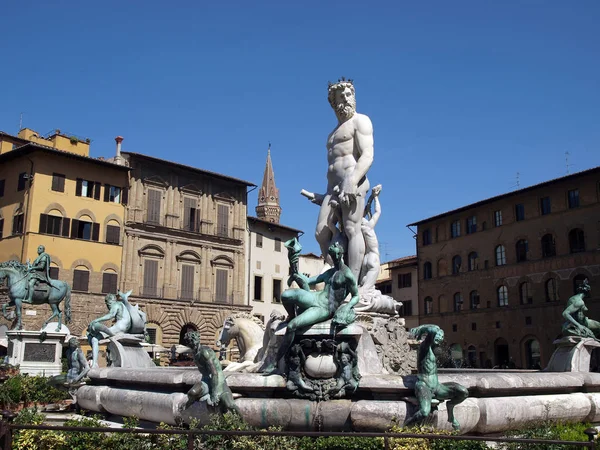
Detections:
562,279,599,339
405,324,468,430
185,331,241,416
261,241,360,375
50,337,90,388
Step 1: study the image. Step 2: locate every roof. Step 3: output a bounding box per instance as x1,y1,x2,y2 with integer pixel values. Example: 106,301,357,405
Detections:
385,255,417,267
407,165,600,226
247,216,303,234
123,151,255,187
0,142,130,171
300,252,323,259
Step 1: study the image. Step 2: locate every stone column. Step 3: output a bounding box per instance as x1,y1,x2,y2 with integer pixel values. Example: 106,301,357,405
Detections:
131,235,140,294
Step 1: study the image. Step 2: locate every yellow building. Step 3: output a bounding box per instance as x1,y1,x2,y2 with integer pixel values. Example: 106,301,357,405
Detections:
0,128,129,335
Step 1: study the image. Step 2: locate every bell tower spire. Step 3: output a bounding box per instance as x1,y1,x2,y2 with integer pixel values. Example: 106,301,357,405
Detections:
255,143,281,223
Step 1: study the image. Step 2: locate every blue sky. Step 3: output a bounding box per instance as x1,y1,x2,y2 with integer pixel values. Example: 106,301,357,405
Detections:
1,2,599,260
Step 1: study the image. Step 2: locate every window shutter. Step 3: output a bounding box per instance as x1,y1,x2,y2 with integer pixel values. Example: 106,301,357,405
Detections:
147,189,162,224
92,223,100,241
0,218,4,239
76,179,82,196
181,264,194,299
217,204,229,236
215,269,228,302
183,198,193,230
121,187,128,205
70,219,79,238
0,179,5,197
39,214,48,234
81,271,89,291
104,184,110,202
51,175,58,191
57,175,65,192
93,182,101,200
61,218,70,237
102,273,118,294
143,260,158,296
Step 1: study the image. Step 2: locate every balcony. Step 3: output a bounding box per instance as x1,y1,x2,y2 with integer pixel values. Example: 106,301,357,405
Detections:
136,285,240,304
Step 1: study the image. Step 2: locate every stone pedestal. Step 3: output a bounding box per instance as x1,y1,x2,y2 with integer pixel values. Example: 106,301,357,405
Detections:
101,334,155,368
6,329,68,376
546,336,600,372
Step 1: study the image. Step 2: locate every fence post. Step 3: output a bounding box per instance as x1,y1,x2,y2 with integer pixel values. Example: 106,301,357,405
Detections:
584,428,598,448
1,410,16,450
384,435,389,450
187,431,194,450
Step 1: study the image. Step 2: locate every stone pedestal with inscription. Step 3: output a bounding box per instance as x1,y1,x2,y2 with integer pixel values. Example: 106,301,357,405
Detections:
6,330,68,376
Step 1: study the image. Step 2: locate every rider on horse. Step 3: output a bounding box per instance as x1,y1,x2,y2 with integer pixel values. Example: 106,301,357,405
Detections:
25,245,52,304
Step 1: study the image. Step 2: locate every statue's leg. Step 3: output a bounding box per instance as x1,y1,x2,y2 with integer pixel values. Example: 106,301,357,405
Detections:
24,279,36,304
405,381,432,427
315,197,334,266
342,197,366,281
280,290,298,321
42,303,60,330
14,298,23,330
587,319,600,339
435,382,469,430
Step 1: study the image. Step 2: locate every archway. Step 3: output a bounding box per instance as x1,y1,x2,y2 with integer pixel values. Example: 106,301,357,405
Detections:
494,337,509,367
524,339,541,369
179,323,198,345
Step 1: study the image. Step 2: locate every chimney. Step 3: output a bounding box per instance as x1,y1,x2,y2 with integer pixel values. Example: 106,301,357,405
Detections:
115,136,124,157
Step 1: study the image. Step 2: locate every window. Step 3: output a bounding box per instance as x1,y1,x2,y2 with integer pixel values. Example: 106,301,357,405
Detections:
215,269,228,303
516,239,528,262
104,185,121,203
494,210,503,227
273,279,282,303
471,323,477,331
17,172,27,191
105,224,120,244
541,234,556,258
496,321,501,329
569,228,585,253
422,229,431,246
73,269,90,292
398,273,412,288
452,255,461,274
525,316,532,326
101,272,118,294
452,324,458,332
482,221,487,231
0,218,4,239
546,278,558,302
49,267,59,280
12,214,24,235
497,285,508,307
466,216,477,234
453,292,463,312
495,245,506,266
468,252,478,271
423,262,432,280
540,197,551,215
253,276,263,301
51,173,65,192
515,204,525,221
469,290,479,309
146,328,157,345
568,189,580,209
76,179,99,199
180,264,195,300
217,204,229,237
146,189,162,224
143,259,159,297
71,219,99,241
573,274,587,295
400,300,413,316
0,179,4,197
256,233,263,248
424,297,433,315
39,213,69,237
182,197,199,232
450,221,461,238
520,282,532,304
274,238,282,252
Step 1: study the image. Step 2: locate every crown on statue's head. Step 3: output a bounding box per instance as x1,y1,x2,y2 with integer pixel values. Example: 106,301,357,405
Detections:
328,77,355,107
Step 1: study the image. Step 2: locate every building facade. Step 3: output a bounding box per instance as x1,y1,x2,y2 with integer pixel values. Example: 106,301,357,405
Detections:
386,256,419,329
409,167,600,369
0,128,129,336
119,151,254,346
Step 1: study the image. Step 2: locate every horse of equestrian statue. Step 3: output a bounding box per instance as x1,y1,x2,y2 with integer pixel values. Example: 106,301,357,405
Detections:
0,260,71,332
216,313,265,372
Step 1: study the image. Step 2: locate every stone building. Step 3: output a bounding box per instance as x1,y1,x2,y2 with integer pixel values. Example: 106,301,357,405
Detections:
0,128,129,336
385,256,418,329
408,166,600,369
119,150,255,346
247,147,302,323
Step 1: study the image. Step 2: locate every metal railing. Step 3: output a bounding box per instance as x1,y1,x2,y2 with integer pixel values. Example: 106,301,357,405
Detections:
0,419,597,450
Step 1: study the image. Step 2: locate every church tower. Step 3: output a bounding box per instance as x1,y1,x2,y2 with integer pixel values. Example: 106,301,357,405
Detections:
255,145,281,223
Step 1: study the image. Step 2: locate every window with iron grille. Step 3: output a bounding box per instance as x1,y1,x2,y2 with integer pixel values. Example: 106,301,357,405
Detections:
497,285,508,307
73,269,90,292
51,173,65,192
146,328,157,345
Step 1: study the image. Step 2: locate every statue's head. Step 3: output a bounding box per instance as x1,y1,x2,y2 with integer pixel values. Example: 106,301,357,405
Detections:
68,337,79,349
433,329,444,346
328,78,356,121
577,279,591,296
105,293,117,307
184,330,201,349
328,241,345,263
37,245,45,254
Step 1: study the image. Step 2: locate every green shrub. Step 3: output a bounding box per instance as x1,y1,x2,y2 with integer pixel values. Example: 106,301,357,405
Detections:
500,420,594,450
62,415,109,450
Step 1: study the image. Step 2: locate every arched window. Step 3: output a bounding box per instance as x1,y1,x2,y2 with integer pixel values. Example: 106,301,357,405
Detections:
497,285,508,307
495,245,506,266
437,259,447,277
469,290,479,309
423,262,432,280
569,228,585,253
424,296,433,315
546,278,558,302
73,265,90,292
453,292,463,312
541,234,556,258
452,255,462,275
468,252,478,271
101,269,118,294
516,239,528,262
573,274,587,295
519,281,532,304
525,339,541,369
